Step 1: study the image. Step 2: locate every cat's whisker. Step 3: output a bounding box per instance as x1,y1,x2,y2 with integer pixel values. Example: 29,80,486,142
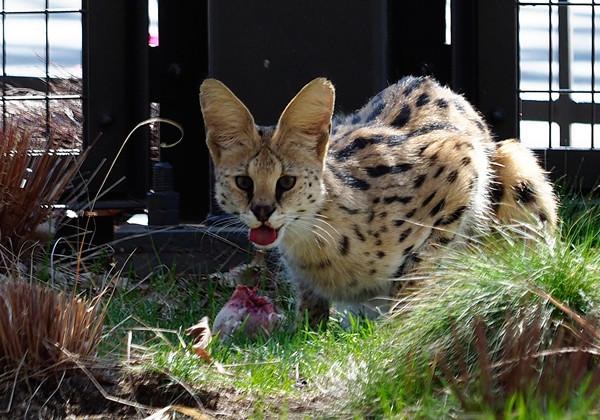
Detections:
312,217,340,238
204,217,245,232
281,229,335,259
198,216,249,244
282,215,337,247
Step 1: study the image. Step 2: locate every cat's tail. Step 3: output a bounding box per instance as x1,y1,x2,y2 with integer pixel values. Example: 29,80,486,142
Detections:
489,139,558,234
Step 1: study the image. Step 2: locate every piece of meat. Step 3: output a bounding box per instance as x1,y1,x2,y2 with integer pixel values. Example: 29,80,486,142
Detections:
213,285,279,340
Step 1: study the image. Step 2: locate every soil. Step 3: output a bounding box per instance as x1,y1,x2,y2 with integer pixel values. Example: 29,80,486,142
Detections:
0,365,328,419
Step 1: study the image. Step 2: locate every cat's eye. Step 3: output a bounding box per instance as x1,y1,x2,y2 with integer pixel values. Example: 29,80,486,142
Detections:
277,175,296,191
235,175,253,192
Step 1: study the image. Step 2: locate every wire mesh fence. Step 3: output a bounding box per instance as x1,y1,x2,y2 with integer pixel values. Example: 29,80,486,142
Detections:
519,1,600,149
0,0,82,153
0,2,597,155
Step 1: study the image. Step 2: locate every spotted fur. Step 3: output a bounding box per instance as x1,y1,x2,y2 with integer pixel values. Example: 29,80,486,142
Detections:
200,76,558,327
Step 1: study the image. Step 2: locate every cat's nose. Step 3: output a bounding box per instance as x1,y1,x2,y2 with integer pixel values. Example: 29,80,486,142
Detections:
251,204,275,223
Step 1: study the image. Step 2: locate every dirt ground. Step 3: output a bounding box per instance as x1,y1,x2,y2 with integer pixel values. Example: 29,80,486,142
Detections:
0,366,327,419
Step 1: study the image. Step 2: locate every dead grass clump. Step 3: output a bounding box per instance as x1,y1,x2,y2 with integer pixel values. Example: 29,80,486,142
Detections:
0,280,105,372
0,123,89,253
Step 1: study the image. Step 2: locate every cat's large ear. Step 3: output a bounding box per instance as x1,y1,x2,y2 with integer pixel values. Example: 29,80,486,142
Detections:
200,79,257,166
274,78,335,165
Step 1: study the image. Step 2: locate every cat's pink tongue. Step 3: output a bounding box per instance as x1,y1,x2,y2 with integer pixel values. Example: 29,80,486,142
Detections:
250,226,277,246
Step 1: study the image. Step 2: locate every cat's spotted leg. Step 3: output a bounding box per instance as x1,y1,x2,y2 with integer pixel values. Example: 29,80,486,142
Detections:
296,283,331,329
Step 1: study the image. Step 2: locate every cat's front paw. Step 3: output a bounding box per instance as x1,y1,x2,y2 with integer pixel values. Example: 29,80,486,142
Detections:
297,289,331,330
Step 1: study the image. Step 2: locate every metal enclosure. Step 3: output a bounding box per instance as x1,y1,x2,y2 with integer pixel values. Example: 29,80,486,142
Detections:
452,0,519,141
150,0,209,221
1,1,599,231
82,0,150,208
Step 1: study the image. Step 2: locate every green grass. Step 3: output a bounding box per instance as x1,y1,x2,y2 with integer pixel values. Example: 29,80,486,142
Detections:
349,199,600,418
86,195,600,418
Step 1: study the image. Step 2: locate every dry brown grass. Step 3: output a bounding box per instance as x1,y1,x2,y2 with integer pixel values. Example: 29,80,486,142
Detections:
0,280,106,372
0,123,90,253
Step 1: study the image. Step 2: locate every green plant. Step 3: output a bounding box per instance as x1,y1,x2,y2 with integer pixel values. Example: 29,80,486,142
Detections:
352,213,600,417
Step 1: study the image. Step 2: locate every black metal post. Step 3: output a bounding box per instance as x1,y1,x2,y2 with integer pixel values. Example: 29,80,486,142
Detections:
452,0,519,140
82,0,150,207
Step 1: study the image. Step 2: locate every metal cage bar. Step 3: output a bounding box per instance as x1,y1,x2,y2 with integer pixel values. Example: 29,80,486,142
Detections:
519,0,600,149
0,2,84,151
